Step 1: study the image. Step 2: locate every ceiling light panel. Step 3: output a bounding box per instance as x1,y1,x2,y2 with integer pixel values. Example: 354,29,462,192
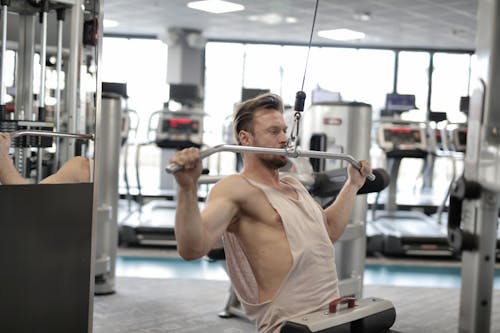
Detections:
318,28,366,41
187,0,245,14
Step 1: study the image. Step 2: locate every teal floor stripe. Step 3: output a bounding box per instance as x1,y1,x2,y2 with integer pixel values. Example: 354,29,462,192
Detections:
116,256,500,289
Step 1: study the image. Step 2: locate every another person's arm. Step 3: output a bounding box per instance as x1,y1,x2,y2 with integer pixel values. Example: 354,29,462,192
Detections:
171,147,238,260
323,160,371,242
0,132,28,184
40,156,90,184
1,132,90,184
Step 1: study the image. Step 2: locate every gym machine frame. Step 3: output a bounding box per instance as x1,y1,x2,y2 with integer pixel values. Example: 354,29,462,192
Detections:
0,0,88,177
446,0,500,332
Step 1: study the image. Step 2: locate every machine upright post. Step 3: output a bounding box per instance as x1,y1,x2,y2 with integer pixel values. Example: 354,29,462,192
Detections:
94,93,122,295
15,13,36,178
64,0,84,162
456,0,500,331
458,191,499,333
36,0,49,183
53,8,64,172
0,0,9,120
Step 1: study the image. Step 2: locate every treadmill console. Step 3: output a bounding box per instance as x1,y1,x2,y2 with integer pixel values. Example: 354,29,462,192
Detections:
378,122,427,151
155,111,203,149
447,125,467,152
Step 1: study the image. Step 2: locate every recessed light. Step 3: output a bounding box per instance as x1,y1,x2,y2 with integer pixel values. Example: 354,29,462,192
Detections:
103,19,119,28
246,13,298,25
353,11,371,22
318,28,365,41
187,0,244,14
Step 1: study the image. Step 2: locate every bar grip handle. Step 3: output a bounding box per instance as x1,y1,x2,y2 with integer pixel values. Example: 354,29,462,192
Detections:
329,297,356,313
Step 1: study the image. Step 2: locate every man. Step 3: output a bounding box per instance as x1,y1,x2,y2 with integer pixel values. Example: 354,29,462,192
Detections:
170,93,371,333
0,132,91,184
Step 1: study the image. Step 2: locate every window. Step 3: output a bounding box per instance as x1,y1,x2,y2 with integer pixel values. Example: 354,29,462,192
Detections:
102,37,169,140
102,37,168,190
431,53,470,123
397,51,431,120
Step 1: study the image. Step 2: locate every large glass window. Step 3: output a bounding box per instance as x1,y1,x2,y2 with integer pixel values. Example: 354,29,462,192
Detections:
102,37,168,190
2,50,16,104
102,37,168,140
204,42,245,145
308,48,395,116
204,42,246,174
397,51,431,120
431,53,470,123
205,42,397,172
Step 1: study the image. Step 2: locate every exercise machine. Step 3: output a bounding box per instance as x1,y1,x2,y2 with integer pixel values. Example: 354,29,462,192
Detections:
299,100,374,297
446,1,500,331
119,106,207,246
280,297,395,333
0,0,121,300
166,100,393,330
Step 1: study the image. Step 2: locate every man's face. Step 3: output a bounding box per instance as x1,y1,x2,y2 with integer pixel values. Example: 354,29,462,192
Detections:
243,109,289,169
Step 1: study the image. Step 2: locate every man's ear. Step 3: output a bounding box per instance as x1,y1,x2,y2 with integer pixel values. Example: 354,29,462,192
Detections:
239,130,251,145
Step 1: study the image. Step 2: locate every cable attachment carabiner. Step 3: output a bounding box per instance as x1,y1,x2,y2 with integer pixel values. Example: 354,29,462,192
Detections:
288,111,302,152
288,90,306,151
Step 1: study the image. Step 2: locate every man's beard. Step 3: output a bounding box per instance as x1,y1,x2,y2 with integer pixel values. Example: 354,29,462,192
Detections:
259,154,288,169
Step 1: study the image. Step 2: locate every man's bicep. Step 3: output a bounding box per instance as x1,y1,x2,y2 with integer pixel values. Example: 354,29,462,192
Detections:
202,196,238,235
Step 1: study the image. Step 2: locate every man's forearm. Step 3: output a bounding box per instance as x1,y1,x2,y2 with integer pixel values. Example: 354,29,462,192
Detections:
175,186,207,260
0,154,28,185
325,182,359,241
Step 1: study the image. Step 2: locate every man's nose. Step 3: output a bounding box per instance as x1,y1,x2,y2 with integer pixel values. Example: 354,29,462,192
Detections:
281,134,291,146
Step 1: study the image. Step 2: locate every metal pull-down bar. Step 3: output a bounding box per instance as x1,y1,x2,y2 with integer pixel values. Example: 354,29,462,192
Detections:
165,143,376,181
9,129,94,141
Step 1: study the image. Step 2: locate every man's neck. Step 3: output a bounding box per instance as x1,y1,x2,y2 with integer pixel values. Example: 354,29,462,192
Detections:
241,162,281,187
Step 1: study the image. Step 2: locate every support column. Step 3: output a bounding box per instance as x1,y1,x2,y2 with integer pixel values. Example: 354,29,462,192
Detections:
14,14,36,178
166,27,205,86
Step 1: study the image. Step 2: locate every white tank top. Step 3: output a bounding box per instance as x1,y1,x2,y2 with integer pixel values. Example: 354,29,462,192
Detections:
223,175,340,333
89,158,94,182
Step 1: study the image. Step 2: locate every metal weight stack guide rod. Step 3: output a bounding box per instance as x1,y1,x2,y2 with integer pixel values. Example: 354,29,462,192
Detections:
165,144,376,181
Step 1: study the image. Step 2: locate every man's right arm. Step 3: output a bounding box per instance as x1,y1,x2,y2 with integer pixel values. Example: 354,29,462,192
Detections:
171,148,238,260
175,179,238,260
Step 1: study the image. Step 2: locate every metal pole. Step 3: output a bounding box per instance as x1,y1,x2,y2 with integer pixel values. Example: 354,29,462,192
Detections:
15,14,36,179
458,191,499,333
38,6,48,121
54,8,65,173
36,2,49,183
165,144,376,181
0,1,9,120
65,1,84,161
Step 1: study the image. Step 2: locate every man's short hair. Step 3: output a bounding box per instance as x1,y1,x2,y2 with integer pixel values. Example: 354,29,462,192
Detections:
233,93,284,144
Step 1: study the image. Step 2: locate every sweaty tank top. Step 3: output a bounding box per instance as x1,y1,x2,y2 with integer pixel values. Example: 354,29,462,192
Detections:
223,175,340,333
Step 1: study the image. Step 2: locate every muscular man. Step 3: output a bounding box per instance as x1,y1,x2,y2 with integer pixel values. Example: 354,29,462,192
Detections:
0,132,91,184
170,93,371,333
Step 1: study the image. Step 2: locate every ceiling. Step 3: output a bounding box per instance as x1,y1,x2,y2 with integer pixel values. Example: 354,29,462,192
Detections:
102,0,478,51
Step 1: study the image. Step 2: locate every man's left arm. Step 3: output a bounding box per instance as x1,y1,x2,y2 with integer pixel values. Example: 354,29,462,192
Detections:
324,160,371,242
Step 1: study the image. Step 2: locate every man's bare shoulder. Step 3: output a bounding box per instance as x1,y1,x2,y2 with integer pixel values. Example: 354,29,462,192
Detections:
208,174,252,200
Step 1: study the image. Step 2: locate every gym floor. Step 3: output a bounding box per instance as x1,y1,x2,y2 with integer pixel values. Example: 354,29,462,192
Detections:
115,246,500,289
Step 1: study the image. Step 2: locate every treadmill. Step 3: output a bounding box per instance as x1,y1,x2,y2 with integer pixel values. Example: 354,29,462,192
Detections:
119,107,207,246
369,94,452,257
